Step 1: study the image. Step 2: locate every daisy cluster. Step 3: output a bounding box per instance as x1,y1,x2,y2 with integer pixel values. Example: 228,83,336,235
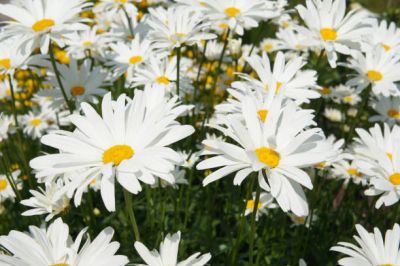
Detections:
0,0,399,265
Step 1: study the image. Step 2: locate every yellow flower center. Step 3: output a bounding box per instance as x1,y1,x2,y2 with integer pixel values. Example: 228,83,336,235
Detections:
367,70,383,82
343,95,353,103
156,76,170,85
83,41,93,47
282,21,290,28
224,7,240,17
55,50,70,64
380,264,394,266
246,200,262,210
70,86,85,96
175,32,186,37
103,145,134,166
320,87,332,95
320,28,337,41
347,168,361,176
129,56,142,65
263,43,273,51
389,173,400,185
31,118,42,126
52,264,69,266
114,0,127,3
315,162,326,169
0,58,11,69
218,23,229,29
257,109,268,122
387,109,400,119
255,147,280,168
295,44,303,50
387,153,393,160
32,19,55,32
382,44,391,51
0,179,8,191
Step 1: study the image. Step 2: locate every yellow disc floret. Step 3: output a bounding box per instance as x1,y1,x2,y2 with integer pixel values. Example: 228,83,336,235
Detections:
0,179,8,191
255,147,280,168
129,56,142,65
103,145,134,166
32,19,55,32
367,70,383,82
320,28,337,41
246,200,262,210
224,7,240,17
389,173,400,185
70,86,86,96
156,76,170,85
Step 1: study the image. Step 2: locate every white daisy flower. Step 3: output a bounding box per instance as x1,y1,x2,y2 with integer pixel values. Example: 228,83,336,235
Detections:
20,110,58,140
353,123,398,163
354,124,400,208
130,56,177,91
370,96,400,125
259,38,285,53
0,170,21,203
0,0,92,54
331,84,361,106
244,191,277,221
201,0,277,36
331,223,400,266
0,218,129,266
30,89,194,211
21,180,70,222
332,158,367,186
105,36,152,79
0,113,12,142
197,98,333,216
0,37,31,75
134,231,212,266
276,27,314,52
289,212,317,228
147,6,216,51
362,19,400,54
215,78,282,123
44,58,108,107
345,48,400,97
296,0,372,67
237,51,320,104
315,135,347,170
65,26,112,60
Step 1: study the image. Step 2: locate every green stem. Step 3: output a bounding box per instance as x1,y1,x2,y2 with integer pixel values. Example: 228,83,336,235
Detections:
176,46,181,97
48,42,73,113
123,189,141,241
7,74,19,128
231,174,255,265
346,86,371,144
121,5,134,38
249,184,261,266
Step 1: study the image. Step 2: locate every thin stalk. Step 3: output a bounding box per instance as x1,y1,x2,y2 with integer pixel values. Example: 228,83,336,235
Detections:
1,157,21,201
48,42,73,113
231,174,255,265
195,41,208,84
7,74,19,128
346,86,371,144
249,184,261,266
123,189,141,241
176,46,182,97
121,5,134,38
